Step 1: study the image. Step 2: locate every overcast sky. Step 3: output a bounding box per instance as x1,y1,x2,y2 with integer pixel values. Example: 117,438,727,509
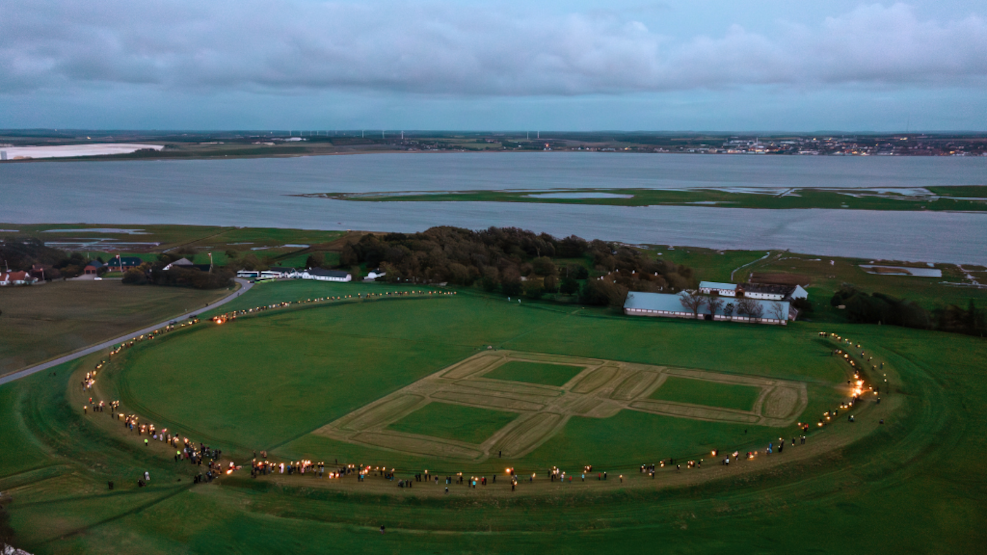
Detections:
2,1,986,131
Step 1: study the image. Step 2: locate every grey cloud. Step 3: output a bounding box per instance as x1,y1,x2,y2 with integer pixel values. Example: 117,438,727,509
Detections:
1,1,985,96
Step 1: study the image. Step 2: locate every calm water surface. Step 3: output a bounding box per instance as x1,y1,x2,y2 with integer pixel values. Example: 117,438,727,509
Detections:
1,153,985,264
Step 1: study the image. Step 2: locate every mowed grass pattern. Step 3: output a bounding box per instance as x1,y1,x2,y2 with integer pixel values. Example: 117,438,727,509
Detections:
649,376,762,411
483,361,585,387
387,402,518,444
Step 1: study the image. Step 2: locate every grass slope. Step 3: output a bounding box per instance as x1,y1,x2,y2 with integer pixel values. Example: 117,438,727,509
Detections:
483,361,585,386
387,402,518,444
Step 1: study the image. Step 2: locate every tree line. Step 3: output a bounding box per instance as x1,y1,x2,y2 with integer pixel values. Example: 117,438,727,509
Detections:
831,284,986,337
338,226,696,306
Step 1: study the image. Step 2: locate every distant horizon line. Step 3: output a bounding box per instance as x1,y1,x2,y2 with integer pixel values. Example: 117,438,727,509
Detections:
3,128,987,136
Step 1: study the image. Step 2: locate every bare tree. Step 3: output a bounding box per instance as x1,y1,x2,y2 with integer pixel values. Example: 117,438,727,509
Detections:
769,302,787,322
707,297,725,320
748,302,765,322
723,302,735,318
679,291,706,319
737,298,758,319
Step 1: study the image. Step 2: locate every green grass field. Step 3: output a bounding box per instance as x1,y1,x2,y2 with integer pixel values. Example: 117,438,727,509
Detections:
0,279,984,554
483,361,586,386
649,376,762,411
387,402,518,444
0,280,231,375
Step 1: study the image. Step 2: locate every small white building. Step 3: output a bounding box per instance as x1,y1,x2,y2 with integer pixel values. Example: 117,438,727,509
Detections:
740,283,790,300
299,268,352,282
698,281,738,297
236,270,261,279
789,285,809,300
0,271,36,286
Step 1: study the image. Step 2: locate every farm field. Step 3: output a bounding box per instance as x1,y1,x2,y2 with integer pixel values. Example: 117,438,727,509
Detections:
0,279,984,554
0,280,231,375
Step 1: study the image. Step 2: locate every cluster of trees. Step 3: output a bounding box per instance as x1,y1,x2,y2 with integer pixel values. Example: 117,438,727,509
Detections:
338,226,696,306
831,285,932,328
122,254,233,289
934,301,987,336
0,237,95,279
831,284,987,336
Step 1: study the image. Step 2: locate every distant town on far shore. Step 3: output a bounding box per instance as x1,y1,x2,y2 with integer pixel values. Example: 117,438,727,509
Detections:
1,130,986,161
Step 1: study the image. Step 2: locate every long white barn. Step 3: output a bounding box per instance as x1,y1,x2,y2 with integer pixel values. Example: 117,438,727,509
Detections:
299,268,352,282
624,292,792,325
698,281,738,296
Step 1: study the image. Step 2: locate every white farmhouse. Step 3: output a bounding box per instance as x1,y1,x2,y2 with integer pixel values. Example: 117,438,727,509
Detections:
299,268,352,282
698,281,737,296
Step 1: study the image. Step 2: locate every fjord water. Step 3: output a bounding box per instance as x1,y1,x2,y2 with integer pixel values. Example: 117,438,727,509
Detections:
2,153,985,264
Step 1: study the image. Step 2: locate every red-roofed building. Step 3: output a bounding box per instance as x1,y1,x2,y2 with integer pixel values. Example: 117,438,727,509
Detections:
0,271,36,286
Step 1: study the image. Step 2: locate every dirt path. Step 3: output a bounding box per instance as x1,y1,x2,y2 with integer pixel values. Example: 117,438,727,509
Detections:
730,251,773,282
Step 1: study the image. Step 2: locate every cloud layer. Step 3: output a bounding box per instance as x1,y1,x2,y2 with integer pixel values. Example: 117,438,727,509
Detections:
2,1,986,97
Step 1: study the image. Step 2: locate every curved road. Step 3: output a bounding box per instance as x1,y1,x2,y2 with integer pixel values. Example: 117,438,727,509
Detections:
0,278,253,386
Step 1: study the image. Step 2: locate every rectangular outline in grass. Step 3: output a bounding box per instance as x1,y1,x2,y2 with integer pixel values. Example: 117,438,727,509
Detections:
386,401,519,445
648,376,763,412
481,360,587,387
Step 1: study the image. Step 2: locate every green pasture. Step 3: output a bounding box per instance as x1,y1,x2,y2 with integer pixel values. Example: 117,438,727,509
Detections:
484,360,586,386
327,186,987,212
1,279,985,554
387,402,518,444
649,376,762,411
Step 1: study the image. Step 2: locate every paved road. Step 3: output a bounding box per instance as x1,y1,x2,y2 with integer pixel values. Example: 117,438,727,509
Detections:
0,278,253,386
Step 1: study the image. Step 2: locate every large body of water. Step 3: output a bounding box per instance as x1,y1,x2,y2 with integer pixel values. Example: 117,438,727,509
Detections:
1,153,985,264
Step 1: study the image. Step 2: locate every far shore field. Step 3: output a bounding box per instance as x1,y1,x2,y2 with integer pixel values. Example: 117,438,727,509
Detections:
309,185,987,212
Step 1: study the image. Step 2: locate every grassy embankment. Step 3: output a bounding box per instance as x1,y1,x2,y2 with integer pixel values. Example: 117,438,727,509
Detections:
0,279,983,553
315,185,987,211
0,280,230,375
